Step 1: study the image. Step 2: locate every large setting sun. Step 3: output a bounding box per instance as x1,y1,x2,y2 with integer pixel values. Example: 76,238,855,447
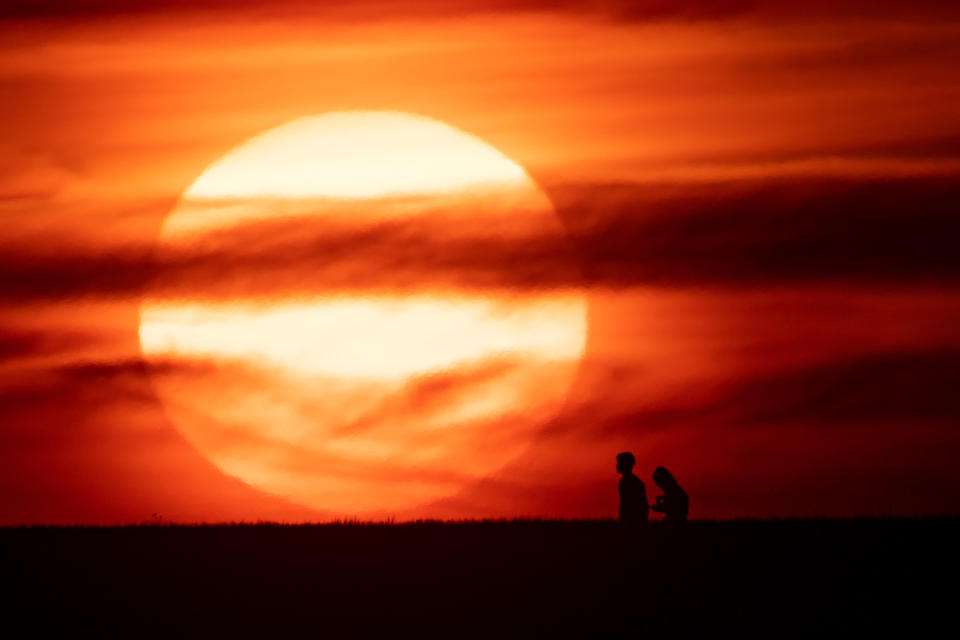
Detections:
138,111,587,515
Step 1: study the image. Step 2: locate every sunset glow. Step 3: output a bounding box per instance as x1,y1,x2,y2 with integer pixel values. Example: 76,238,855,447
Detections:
4,1,960,525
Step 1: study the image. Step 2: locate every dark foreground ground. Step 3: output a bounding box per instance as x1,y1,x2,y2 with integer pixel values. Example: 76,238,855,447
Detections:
2,518,957,637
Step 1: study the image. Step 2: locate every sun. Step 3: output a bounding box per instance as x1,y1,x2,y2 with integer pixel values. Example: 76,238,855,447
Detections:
139,111,586,517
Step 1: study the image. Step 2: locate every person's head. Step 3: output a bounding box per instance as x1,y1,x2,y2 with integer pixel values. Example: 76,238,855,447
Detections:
653,466,676,489
616,452,636,475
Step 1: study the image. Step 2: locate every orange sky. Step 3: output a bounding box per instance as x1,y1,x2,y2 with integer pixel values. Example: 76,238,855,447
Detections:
2,0,960,523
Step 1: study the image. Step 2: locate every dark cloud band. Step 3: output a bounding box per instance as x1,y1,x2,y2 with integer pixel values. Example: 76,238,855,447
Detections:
2,174,960,302
3,0,959,21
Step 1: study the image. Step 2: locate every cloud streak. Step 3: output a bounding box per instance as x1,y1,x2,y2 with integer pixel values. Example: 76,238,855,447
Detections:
4,0,960,22
2,174,960,303
582,349,960,437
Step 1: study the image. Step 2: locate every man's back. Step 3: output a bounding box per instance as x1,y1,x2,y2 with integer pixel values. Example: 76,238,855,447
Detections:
618,473,649,525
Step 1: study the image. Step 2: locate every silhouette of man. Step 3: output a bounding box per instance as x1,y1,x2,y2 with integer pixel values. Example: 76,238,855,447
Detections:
616,452,648,527
650,466,689,523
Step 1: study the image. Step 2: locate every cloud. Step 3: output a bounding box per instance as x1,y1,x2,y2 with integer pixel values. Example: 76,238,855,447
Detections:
557,175,960,287
0,356,213,416
0,328,106,362
0,247,151,302
3,0,959,22
332,357,522,437
718,350,960,424
19,342,958,452
8,302,958,448
2,174,960,303
564,349,960,442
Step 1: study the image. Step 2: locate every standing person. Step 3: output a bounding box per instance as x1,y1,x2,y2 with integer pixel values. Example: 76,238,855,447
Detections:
616,452,649,527
650,466,689,522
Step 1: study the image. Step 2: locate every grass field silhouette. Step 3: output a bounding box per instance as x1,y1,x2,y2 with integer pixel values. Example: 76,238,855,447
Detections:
3,518,955,635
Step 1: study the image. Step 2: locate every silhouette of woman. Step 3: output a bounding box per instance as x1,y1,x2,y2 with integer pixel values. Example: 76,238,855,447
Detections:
616,452,648,526
650,467,688,523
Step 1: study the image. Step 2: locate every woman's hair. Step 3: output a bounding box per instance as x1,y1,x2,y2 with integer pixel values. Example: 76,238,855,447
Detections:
653,466,676,487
